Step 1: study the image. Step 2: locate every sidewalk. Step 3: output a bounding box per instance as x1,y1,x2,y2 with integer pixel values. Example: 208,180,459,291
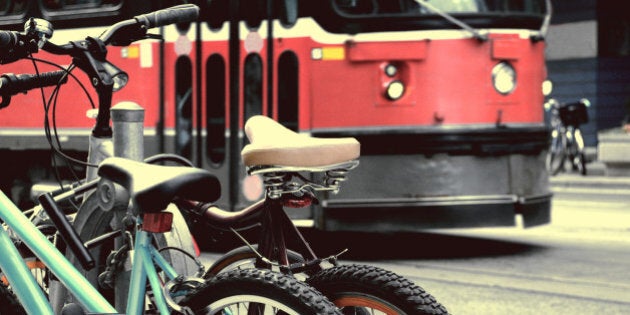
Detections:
550,160,630,196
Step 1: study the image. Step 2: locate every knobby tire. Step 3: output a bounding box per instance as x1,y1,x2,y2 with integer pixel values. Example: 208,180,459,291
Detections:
204,245,449,314
181,268,341,314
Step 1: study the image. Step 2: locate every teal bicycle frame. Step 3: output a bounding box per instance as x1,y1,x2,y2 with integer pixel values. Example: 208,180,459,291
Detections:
0,190,182,315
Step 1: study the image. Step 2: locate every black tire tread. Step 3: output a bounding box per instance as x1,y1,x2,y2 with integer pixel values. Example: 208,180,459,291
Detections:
183,268,341,314
308,264,449,315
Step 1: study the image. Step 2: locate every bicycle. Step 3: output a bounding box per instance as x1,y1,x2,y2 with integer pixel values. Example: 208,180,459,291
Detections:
545,98,590,176
0,5,343,314
0,155,342,314
1,5,201,312
176,115,450,315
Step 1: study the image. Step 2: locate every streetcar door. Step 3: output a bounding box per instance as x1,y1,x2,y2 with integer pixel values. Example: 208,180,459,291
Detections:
191,0,300,211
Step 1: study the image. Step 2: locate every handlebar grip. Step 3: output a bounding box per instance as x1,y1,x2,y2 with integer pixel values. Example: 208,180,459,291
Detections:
134,4,199,29
38,193,96,271
0,70,68,96
0,31,18,49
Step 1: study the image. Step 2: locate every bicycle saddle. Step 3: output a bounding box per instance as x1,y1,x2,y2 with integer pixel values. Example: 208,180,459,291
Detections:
241,115,360,169
98,157,220,213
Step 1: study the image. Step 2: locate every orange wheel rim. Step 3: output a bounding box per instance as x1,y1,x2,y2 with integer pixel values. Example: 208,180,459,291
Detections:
335,296,400,315
2,260,46,285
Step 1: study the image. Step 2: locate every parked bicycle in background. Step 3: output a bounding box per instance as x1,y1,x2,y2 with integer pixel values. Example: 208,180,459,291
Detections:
545,98,591,176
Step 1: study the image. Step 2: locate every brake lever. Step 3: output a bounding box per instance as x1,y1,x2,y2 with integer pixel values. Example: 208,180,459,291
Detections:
144,33,163,41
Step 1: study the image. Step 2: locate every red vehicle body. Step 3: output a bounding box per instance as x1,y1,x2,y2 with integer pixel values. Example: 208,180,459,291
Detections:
0,0,552,232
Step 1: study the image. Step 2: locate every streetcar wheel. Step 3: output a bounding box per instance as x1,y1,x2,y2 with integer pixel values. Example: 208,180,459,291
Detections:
181,268,341,314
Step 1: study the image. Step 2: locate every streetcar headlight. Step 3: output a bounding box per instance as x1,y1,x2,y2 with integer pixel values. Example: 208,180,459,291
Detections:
492,62,516,95
384,63,398,77
385,80,405,100
542,79,553,96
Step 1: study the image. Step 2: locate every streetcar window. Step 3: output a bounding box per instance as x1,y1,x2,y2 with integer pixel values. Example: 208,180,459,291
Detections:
278,51,299,132
40,0,122,11
206,54,227,166
333,0,545,15
320,0,548,33
243,53,263,145
418,0,483,13
38,0,126,27
0,0,28,27
175,56,193,160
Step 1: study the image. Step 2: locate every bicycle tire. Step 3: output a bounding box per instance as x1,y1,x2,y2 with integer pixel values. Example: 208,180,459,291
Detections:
572,129,587,176
181,268,342,314
204,245,449,314
547,130,566,176
308,264,449,315
577,152,587,175
0,281,25,315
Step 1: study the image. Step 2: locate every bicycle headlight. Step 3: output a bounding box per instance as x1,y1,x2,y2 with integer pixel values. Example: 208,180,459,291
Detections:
492,62,516,95
103,61,129,91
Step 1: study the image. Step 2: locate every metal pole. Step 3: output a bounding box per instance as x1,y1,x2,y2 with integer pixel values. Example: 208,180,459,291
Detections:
111,101,145,161
110,101,145,311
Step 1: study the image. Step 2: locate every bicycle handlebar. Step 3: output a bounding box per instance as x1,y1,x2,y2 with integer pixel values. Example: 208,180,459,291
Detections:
0,31,18,49
37,4,199,137
0,30,38,64
42,4,199,53
134,4,199,29
0,70,68,109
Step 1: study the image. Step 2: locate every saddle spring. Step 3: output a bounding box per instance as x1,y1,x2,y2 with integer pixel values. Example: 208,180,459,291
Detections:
263,172,287,199
261,167,353,200
324,168,350,191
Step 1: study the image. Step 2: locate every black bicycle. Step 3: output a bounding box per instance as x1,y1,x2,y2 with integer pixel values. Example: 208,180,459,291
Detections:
545,98,590,176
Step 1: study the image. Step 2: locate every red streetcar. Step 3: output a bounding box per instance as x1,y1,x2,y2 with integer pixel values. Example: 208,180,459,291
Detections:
0,0,552,232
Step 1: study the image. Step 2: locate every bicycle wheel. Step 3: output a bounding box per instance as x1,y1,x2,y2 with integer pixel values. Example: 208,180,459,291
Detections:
308,264,449,315
204,246,449,314
571,129,587,175
546,129,566,175
0,281,25,315
181,268,341,314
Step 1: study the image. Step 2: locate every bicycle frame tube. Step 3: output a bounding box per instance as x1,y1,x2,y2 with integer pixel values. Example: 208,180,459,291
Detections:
0,212,51,314
127,227,179,315
0,192,116,314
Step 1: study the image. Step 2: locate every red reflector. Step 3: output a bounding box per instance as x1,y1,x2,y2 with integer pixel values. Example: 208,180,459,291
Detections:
142,212,174,233
282,195,314,208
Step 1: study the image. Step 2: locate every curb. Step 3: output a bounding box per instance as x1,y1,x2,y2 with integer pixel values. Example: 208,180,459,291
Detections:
550,174,630,190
